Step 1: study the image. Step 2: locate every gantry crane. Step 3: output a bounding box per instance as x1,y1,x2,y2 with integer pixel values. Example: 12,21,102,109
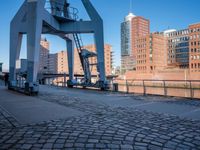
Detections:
9,0,109,95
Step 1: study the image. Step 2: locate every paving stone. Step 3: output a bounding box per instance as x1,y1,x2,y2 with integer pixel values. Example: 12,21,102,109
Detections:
32,144,43,148
88,139,99,143
176,135,185,140
53,143,64,149
95,143,106,148
120,144,133,149
135,142,148,147
43,143,53,149
74,143,85,148
64,143,74,148
86,143,94,148
125,136,134,141
107,144,120,149
159,135,171,140
148,144,162,150
21,144,32,149
55,139,65,144
134,145,147,150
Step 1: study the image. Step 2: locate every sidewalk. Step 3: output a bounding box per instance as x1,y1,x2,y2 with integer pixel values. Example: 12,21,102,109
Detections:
0,86,84,124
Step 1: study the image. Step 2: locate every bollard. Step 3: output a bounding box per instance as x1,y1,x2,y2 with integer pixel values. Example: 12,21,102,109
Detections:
126,80,129,94
190,81,193,98
143,80,146,95
113,83,118,92
163,81,167,96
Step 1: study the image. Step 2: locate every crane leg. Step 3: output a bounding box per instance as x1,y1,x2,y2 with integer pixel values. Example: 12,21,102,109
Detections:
66,38,74,88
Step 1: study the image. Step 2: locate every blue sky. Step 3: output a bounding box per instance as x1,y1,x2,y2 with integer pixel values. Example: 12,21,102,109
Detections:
0,0,200,70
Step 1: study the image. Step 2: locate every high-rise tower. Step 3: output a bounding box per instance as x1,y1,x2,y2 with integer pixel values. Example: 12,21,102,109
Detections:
121,13,136,74
121,12,150,74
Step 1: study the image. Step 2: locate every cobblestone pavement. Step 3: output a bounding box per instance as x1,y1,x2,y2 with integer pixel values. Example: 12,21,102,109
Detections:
1,86,200,150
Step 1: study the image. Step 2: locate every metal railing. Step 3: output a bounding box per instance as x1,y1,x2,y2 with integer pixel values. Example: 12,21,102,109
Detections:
111,79,200,99
42,75,200,99
45,0,79,21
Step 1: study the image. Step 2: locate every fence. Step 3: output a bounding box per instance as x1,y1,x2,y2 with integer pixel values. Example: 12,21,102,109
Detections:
111,79,200,99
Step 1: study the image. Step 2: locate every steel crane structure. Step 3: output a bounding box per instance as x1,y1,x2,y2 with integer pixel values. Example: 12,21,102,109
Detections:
9,0,108,94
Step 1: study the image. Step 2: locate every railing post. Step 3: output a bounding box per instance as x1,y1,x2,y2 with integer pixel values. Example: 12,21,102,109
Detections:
190,81,193,98
126,80,129,94
64,73,66,87
163,81,167,96
143,80,146,95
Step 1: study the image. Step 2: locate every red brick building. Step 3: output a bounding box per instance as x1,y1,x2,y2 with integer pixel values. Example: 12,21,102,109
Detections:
75,44,113,76
136,33,167,73
39,38,49,73
131,16,150,60
189,23,200,73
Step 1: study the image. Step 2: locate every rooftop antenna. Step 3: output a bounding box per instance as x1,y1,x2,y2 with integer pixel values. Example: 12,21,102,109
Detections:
129,0,132,13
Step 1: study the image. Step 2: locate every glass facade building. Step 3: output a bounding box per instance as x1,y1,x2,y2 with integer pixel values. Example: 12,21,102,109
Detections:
121,21,131,56
165,29,189,68
121,13,135,73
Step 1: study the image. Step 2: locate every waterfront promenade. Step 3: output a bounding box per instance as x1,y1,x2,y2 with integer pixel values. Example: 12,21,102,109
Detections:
0,83,200,150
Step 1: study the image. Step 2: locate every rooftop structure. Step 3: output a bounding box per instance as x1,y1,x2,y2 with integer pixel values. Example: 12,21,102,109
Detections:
125,13,136,21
